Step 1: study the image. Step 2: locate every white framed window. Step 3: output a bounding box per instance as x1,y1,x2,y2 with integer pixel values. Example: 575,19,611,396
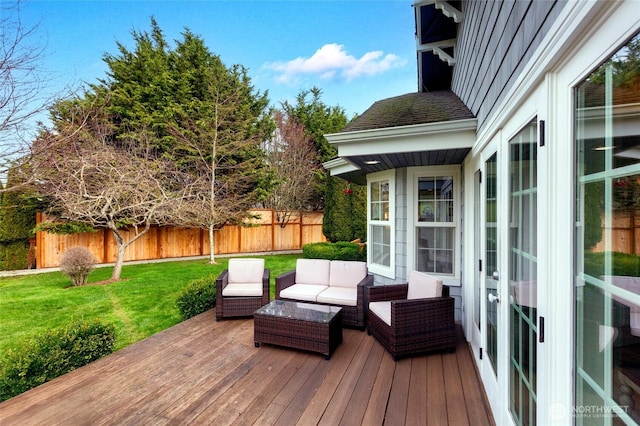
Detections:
408,166,460,280
367,170,395,278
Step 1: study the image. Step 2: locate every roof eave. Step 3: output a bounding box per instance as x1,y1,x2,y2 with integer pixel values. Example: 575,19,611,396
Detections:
326,118,477,145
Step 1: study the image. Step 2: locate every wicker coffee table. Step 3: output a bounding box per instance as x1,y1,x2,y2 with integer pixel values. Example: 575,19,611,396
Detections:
253,300,342,359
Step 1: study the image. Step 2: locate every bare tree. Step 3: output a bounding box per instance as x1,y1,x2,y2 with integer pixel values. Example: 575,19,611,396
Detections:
168,79,270,264
264,110,321,227
31,97,187,280
0,1,49,177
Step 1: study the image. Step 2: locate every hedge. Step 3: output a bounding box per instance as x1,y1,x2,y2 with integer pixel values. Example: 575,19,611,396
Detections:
176,275,217,320
583,251,640,278
0,320,116,402
302,241,366,261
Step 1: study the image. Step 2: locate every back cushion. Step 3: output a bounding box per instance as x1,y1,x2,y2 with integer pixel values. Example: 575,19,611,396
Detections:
407,271,442,300
295,258,331,286
329,261,367,288
228,258,265,284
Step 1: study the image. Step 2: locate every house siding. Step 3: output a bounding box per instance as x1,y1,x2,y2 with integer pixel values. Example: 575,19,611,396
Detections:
452,0,567,132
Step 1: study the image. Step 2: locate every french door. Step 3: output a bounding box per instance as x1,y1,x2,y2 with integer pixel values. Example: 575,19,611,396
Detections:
474,120,540,424
473,149,502,417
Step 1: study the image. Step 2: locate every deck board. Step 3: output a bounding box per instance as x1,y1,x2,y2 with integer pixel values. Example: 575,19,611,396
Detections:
0,310,494,425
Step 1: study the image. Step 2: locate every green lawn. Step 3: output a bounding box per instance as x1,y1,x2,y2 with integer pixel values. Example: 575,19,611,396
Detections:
0,254,300,356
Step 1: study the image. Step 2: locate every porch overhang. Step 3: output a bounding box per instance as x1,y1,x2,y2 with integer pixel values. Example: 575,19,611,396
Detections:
324,118,477,184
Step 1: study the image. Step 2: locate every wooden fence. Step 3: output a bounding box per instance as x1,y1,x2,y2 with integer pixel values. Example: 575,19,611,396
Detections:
593,209,640,255
35,210,326,268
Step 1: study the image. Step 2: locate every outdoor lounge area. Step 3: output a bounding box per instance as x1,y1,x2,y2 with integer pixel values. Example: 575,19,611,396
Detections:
0,309,494,425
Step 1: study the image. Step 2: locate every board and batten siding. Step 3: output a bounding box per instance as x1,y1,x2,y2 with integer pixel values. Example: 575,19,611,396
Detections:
452,0,567,131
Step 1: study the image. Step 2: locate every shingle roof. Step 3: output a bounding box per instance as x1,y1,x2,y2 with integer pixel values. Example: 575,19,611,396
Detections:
341,90,474,133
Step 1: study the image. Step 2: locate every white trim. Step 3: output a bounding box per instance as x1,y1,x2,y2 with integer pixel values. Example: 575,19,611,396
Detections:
322,157,360,176
407,165,461,287
367,170,396,279
326,119,477,158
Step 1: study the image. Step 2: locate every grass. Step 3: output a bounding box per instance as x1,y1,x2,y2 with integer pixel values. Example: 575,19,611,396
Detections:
0,253,300,356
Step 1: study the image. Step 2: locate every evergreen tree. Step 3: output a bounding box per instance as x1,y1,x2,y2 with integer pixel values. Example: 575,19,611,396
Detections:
0,166,37,269
34,18,272,274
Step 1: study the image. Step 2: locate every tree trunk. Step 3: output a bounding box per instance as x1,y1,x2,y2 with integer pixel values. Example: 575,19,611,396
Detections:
112,243,126,281
108,222,152,280
110,228,126,281
208,225,217,264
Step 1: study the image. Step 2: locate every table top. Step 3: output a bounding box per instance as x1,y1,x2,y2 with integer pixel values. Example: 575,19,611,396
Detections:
255,300,341,324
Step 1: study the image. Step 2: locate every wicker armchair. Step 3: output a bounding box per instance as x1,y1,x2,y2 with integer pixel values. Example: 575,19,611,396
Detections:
367,271,455,360
216,258,270,321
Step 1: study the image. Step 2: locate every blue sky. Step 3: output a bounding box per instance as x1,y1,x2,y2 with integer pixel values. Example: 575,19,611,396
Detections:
15,0,418,122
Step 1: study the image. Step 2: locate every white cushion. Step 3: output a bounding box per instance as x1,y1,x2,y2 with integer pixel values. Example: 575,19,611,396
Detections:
295,259,331,286
228,258,265,284
369,301,391,326
407,271,442,300
280,284,328,302
316,286,357,306
222,283,263,297
329,261,367,288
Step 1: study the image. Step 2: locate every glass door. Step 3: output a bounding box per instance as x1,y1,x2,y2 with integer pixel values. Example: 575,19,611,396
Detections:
509,120,538,425
486,152,500,376
479,150,503,418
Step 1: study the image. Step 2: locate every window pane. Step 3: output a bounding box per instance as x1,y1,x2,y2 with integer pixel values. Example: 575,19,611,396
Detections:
419,201,435,221
381,181,390,202
371,180,390,221
435,176,454,200
575,32,640,422
436,200,453,222
418,178,435,199
372,182,380,202
370,225,391,266
417,227,454,274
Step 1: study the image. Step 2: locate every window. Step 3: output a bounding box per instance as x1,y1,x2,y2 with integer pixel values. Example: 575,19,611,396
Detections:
410,167,459,276
575,32,640,424
368,171,395,278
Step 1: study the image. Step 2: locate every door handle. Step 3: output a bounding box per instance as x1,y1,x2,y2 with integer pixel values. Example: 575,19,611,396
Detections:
488,293,500,304
492,270,500,280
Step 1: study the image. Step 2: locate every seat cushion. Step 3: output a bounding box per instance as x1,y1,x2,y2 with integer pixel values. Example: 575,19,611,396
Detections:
369,301,391,326
329,261,367,288
316,286,358,306
228,258,265,284
407,271,442,300
279,284,328,302
295,258,331,286
222,283,263,297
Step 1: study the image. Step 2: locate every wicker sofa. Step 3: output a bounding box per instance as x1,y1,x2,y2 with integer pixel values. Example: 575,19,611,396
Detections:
275,258,373,329
367,271,455,360
216,258,270,321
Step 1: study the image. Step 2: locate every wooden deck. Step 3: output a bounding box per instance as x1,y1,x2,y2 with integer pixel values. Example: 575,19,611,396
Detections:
0,310,494,425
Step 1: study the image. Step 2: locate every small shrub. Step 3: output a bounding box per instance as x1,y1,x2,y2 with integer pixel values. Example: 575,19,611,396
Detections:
0,320,116,402
302,241,366,261
59,246,96,286
177,275,216,320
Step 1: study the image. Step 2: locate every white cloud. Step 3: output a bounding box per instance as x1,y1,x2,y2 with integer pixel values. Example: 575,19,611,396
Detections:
264,43,406,84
